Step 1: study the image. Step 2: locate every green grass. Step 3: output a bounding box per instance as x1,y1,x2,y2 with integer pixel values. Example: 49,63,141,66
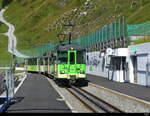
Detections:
4,0,86,51
130,37,150,45
74,0,150,35
0,34,12,67
126,2,150,24
1,0,150,55
0,22,8,33
0,21,11,67
0,1,2,8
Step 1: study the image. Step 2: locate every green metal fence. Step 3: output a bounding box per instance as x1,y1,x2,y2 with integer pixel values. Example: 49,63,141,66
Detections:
1,15,150,67
21,42,59,58
19,17,126,58
72,17,126,48
11,18,150,63
127,21,150,36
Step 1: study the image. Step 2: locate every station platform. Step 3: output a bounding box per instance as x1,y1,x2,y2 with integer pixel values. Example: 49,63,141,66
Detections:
87,74,150,102
6,74,71,113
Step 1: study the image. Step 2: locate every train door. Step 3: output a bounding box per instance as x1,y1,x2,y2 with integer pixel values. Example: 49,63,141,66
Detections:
44,58,48,74
68,51,77,75
47,57,50,74
48,57,53,75
49,55,54,75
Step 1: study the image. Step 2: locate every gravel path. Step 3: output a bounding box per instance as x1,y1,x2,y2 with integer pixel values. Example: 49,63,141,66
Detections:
0,8,29,58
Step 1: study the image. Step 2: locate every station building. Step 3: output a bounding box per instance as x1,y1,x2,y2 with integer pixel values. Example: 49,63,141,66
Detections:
86,42,150,87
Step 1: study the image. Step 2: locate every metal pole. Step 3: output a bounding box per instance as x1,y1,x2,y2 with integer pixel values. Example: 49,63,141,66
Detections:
48,57,50,74
63,22,75,45
69,32,72,44
5,70,9,103
11,39,15,99
122,16,126,47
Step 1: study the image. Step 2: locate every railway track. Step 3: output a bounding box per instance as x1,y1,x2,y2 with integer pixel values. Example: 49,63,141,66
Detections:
89,82,150,108
66,86,124,113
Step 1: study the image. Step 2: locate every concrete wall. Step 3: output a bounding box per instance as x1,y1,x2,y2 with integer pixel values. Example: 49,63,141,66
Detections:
128,42,150,87
86,48,129,83
86,43,150,87
86,51,108,78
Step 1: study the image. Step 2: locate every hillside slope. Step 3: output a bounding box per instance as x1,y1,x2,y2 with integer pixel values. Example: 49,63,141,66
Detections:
1,0,150,52
0,16,11,66
0,34,11,67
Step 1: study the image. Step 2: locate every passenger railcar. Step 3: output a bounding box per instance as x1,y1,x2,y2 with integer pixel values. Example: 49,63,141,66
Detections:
48,44,87,85
26,44,87,86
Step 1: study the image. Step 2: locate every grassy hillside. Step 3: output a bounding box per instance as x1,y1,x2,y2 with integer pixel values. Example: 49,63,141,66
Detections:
0,1,2,8
4,0,87,51
0,21,11,67
129,37,150,45
0,34,11,67
1,0,150,53
0,22,8,33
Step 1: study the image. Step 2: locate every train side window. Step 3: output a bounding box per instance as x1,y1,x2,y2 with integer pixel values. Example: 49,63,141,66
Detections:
58,52,68,64
77,51,85,64
28,59,37,65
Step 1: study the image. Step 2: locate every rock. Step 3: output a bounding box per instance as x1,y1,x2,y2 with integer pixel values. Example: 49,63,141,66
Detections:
80,12,87,16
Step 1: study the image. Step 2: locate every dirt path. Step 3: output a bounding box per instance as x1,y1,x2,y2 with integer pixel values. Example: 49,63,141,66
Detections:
0,8,29,58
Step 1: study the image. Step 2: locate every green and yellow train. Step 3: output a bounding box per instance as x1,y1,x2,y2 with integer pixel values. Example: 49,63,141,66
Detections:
26,44,87,86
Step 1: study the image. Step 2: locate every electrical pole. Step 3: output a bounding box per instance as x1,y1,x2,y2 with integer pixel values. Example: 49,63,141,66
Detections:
63,21,75,44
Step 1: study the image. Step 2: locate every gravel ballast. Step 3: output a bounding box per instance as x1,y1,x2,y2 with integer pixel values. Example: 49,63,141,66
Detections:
47,78,94,113
82,84,150,113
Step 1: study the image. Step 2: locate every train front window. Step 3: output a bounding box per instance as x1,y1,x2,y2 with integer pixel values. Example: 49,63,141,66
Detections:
70,52,75,64
28,59,37,65
77,51,85,64
58,52,68,64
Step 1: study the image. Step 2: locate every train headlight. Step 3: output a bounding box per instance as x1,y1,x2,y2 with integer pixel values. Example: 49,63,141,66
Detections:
80,70,85,74
60,70,65,74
